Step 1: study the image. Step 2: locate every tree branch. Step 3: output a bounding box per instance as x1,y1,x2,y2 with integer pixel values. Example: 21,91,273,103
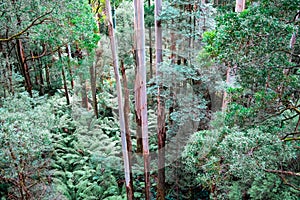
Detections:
279,175,300,191
264,169,300,177
0,9,54,42
282,137,300,141
25,44,47,61
281,131,300,140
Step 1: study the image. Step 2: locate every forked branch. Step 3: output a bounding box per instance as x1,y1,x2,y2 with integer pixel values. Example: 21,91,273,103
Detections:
0,9,54,42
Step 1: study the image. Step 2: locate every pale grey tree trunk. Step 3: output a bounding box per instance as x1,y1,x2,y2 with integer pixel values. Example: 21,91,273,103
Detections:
235,0,245,12
133,0,150,199
105,0,133,199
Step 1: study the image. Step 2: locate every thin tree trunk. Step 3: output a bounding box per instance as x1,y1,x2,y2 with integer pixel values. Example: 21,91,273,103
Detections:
2,64,7,98
121,60,134,198
134,0,150,199
133,49,143,154
38,58,44,95
5,43,14,95
106,0,133,199
170,19,176,63
169,18,176,128
148,0,153,79
17,39,32,97
58,49,70,105
90,61,99,118
31,51,39,87
155,0,166,199
45,64,51,88
188,4,192,66
67,44,75,89
80,76,89,109
39,67,44,95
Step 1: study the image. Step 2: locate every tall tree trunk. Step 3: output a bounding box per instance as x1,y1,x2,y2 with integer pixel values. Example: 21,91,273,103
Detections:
80,75,89,109
45,64,51,88
133,48,143,154
222,0,245,111
155,0,166,199
2,62,7,98
121,60,134,198
170,19,176,63
58,49,70,105
5,42,14,95
169,18,176,130
148,0,153,79
106,1,133,199
38,58,44,95
133,4,143,155
90,61,99,118
235,0,245,12
67,44,75,89
17,39,32,97
134,0,150,199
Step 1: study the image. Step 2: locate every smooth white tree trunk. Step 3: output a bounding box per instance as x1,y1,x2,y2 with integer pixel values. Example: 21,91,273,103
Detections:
105,1,132,199
133,0,150,199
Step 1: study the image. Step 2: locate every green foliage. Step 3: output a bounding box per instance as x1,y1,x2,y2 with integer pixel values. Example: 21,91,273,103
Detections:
185,1,300,199
0,0,100,96
144,4,154,28
148,60,208,199
51,96,125,199
0,92,55,199
183,122,300,199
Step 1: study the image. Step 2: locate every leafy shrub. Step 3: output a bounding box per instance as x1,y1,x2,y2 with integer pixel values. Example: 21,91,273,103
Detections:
0,92,55,199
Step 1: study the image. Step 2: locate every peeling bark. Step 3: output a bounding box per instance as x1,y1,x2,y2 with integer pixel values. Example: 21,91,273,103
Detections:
106,0,133,199
134,0,150,198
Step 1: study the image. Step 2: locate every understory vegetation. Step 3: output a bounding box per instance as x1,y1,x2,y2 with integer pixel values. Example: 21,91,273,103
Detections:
0,0,299,199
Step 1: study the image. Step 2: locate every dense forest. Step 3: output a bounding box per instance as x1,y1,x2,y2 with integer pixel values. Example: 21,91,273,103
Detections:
0,0,299,199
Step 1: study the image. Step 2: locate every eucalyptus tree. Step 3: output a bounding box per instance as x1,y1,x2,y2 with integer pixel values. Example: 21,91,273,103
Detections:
133,0,151,199
105,0,133,199
184,0,300,198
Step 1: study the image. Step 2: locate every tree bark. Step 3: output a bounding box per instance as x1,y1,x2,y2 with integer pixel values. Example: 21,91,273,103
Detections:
5,42,14,95
134,0,150,199
235,0,245,12
133,49,143,154
45,64,51,88
67,44,75,89
58,49,70,105
155,0,166,199
36,56,45,95
17,39,32,97
80,76,89,109
133,3,143,155
90,60,99,118
106,0,133,199
121,60,134,198
148,0,153,79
